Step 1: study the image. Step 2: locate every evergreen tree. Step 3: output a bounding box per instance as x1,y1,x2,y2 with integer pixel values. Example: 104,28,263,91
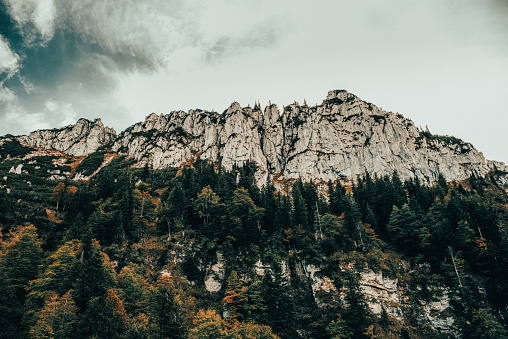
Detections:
50,182,66,211
343,197,364,249
0,270,22,338
291,181,309,229
222,270,248,326
321,213,348,256
326,314,353,339
0,225,43,301
117,265,150,316
343,269,370,338
189,309,229,339
26,240,81,327
469,308,507,339
65,213,85,242
260,183,278,236
29,291,78,339
246,279,268,324
224,188,264,247
149,275,185,339
364,204,377,231
81,289,128,339
233,322,280,339
194,185,223,238
73,239,116,311
261,266,296,338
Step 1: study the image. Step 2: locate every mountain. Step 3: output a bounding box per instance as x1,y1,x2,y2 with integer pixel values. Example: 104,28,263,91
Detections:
17,118,116,157
109,90,507,186
10,90,508,186
1,90,508,338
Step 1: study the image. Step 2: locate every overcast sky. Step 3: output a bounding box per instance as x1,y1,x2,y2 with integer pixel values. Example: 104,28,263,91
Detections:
0,0,507,163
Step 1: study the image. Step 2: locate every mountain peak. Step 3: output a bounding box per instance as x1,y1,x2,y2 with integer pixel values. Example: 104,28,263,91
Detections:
17,118,116,156
325,89,357,104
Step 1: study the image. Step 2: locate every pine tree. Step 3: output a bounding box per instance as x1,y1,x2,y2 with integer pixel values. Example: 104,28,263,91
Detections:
261,266,296,338
51,182,66,211
29,291,78,339
260,183,278,236
26,240,81,327
364,204,377,231
0,225,43,301
326,314,353,339
189,309,229,339
65,213,85,242
343,269,371,337
0,270,21,338
194,185,223,237
222,270,248,327
149,275,185,339
292,181,309,229
81,289,128,339
73,239,116,311
117,265,150,316
469,308,507,338
234,322,280,338
246,279,268,324
225,188,264,247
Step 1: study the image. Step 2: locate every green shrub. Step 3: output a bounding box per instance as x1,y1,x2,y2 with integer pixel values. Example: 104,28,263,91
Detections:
75,152,105,176
0,139,31,158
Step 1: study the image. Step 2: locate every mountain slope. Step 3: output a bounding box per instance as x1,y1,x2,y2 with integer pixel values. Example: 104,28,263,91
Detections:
111,90,507,185
9,90,508,186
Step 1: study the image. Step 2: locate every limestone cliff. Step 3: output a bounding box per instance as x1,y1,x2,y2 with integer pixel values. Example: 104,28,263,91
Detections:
111,90,506,185
17,118,117,156
8,90,507,185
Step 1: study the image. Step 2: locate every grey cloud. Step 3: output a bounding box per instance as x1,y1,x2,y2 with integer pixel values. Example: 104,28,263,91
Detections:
0,0,284,133
204,24,280,63
0,0,286,135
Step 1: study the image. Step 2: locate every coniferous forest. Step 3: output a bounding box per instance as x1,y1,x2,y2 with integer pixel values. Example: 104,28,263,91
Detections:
1,149,508,338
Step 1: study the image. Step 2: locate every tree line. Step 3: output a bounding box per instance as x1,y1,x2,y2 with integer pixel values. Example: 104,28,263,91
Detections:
0,155,507,338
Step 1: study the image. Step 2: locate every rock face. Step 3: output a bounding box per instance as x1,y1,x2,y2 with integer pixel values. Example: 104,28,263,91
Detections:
111,90,506,185
18,118,117,157
9,90,507,185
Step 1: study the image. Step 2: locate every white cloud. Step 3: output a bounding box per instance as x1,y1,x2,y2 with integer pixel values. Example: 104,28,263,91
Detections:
43,99,76,126
57,0,197,70
0,35,20,79
4,0,56,45
0,92,77,135
0,85,18,106
33,0,56,42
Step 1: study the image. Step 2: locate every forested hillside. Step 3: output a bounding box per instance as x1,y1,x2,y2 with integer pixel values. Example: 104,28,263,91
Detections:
1,146,507,338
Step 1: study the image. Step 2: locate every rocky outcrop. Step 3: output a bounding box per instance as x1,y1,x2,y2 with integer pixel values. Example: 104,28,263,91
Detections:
7,90,506,185
111,90,506,185
18,118,116,156
488,160,508,186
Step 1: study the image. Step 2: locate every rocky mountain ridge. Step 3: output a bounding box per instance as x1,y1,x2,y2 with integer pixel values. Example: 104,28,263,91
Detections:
10,90,508,186
17,118,116,157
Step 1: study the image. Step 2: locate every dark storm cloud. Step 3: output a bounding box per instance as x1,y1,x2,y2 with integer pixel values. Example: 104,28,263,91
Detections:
0,0,282,134
1,0,187,93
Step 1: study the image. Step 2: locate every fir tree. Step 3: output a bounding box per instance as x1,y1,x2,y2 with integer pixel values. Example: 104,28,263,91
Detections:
29,291,78,339
149,276,185,339
222,270,248,327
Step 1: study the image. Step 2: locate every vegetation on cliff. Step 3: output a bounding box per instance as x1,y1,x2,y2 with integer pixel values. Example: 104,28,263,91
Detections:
0,155,507,338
